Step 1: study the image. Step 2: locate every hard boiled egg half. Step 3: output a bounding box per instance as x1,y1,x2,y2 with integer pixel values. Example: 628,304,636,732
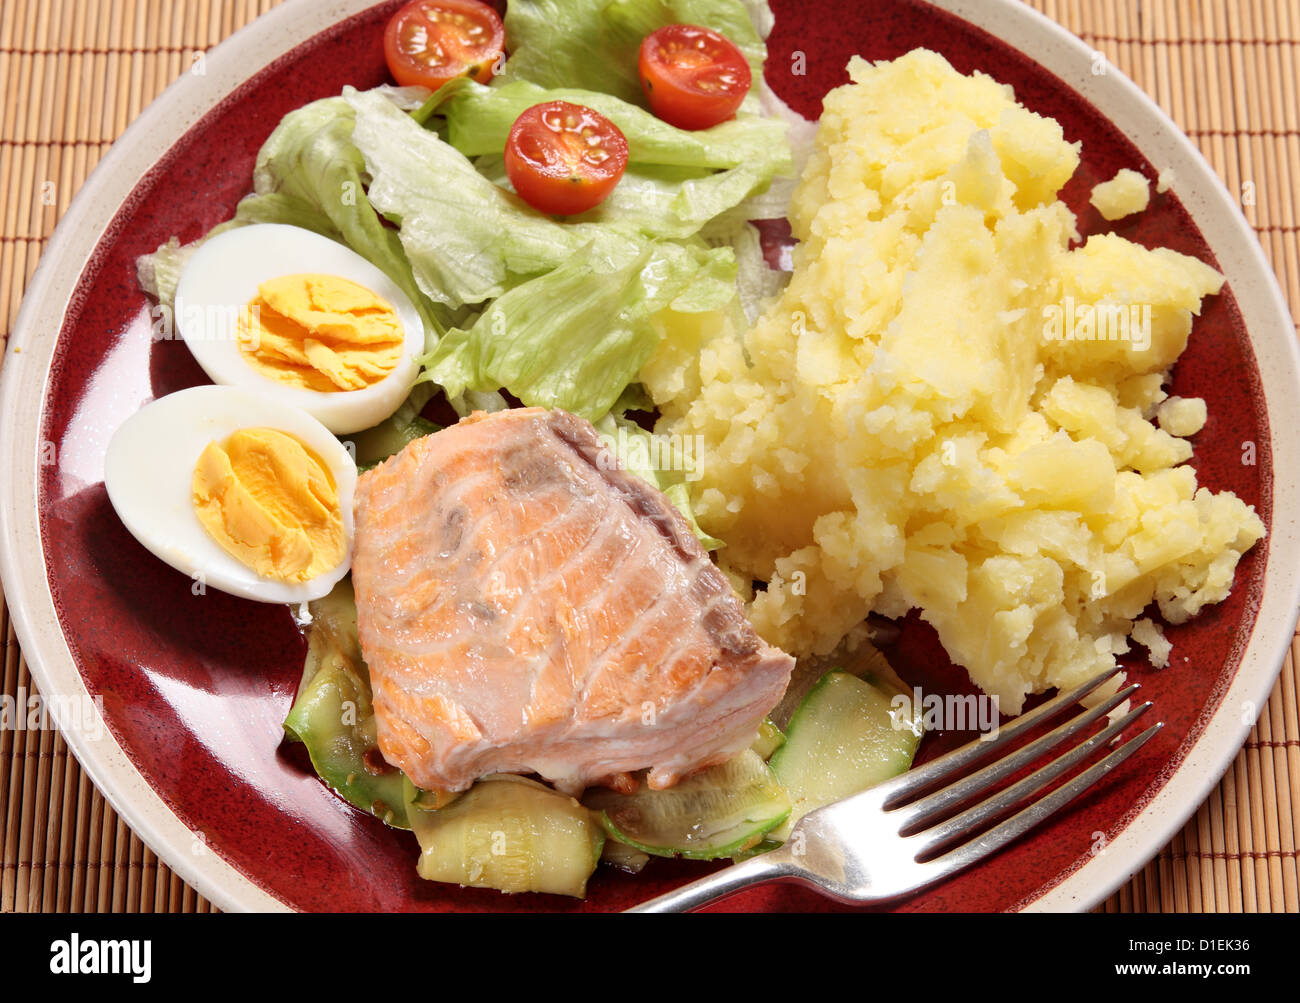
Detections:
174,223,425,435
105,385,357,604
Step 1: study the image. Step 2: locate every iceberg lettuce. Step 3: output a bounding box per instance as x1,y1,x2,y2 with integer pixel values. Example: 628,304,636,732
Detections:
435,79,792,241
497,0,768,108
421,236,735,421
343,88,643,308
593,414,724,551
439,78,788,173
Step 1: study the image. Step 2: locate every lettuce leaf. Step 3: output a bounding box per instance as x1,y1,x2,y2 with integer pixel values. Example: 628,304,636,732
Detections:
467,147,780,245
498,0,768,107
420,237,735,421
344,88,645,308
593,414,723,551
248,98,431,315
440,79,788,173
435,79,792,241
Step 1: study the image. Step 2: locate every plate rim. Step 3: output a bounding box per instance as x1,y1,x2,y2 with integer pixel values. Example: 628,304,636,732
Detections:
1,0,1296,914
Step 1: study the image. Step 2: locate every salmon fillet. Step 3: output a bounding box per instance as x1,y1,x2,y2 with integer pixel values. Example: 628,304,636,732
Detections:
351,407,795,795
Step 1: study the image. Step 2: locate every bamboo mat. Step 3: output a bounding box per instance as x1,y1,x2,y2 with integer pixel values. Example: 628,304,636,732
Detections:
0,0,1297,915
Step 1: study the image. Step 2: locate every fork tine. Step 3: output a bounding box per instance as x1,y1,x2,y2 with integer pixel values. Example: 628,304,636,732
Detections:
876,666,1124,806
917,722,1163,878
906,701,1153,857
890,683,1141,831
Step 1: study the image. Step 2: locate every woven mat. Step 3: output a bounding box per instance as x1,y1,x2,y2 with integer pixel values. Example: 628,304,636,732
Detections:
1,0,1297,914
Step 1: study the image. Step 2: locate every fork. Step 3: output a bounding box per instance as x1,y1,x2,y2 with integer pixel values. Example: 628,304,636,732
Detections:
627,667,1160,912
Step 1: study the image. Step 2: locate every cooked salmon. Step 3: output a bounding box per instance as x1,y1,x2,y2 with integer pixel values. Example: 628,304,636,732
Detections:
351,407,795,795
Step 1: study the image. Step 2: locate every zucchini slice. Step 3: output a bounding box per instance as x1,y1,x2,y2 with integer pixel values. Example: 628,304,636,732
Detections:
731,838,781,862
750,718,786,760
345,384,439,472
405,776,605,898
584,750,791,861
769,670,921,841
284,577,410,829
352,415,440,472
771,639,903,730
600,838,651,875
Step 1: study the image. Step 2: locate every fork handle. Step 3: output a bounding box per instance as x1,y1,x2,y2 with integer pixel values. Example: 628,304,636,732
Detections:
625,852,794,913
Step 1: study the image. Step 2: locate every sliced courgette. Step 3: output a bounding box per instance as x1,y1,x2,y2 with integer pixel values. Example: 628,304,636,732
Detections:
771,639,903,730
600,838,651,875
750,718,786,760
351,415,440,472
731,838,781,862
769,671,921,841
584,749,791,861
344,383,440,471
405,776,605,898
407,784,461,811
284,577,409,829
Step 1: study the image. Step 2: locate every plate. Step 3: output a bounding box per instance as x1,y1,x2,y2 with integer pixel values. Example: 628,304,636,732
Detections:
1,0,1297,912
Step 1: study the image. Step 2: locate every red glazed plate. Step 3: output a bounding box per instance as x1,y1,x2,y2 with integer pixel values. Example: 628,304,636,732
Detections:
1,0,1298,912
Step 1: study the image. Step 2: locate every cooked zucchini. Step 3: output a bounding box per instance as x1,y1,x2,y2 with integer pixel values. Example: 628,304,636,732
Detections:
407,784,460,811
284,578,409,829
584,750,790,861
601,838,651,875
351,415,440,472
405,776,605,898
296,573,363,685
769,670,921,840
731,838,781,862
771,638,904,730
750,718,786,760
345,384,440,471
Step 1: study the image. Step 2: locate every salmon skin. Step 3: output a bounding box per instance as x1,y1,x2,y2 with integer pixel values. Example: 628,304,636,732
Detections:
351,407,795,795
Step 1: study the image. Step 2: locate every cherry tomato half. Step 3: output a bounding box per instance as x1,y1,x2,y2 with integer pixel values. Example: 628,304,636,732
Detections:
504,101,630,216
638,24,752,130
383,0,505,92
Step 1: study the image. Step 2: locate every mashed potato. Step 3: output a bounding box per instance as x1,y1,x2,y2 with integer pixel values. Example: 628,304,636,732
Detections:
642,49,1265,713
1091,168,1151,220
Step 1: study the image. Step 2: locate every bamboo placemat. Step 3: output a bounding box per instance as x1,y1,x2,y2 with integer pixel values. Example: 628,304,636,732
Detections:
1,0,1297,914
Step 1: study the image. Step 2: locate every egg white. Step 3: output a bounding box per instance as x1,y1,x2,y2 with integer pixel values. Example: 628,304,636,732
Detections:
104,385,357,604
174,223,425,435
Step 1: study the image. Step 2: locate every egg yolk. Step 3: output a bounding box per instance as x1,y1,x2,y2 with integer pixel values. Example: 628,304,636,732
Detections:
237,273,404,392
192,427,346,583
